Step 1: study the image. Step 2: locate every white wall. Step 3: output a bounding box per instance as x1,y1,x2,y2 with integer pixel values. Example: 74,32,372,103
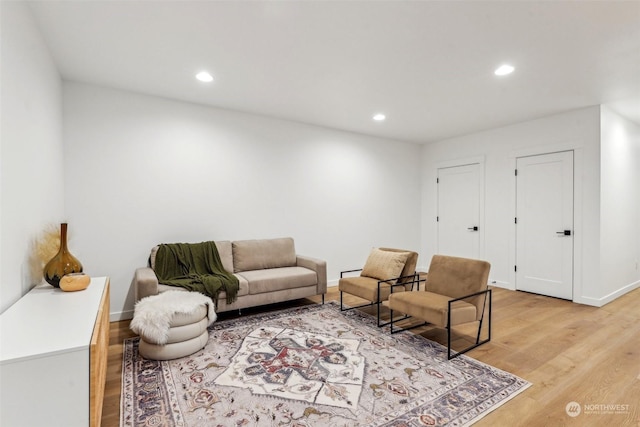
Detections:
62,82,422,320
600,106,640,302
420,107,605,305
0,1,64,313
4,4,635,318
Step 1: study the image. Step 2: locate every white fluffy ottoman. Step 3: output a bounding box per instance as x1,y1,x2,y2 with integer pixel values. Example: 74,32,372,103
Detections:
130,291,216,360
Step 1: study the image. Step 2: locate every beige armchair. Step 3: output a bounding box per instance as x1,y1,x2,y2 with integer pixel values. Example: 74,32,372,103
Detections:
339,247,421,327
385,254,491,359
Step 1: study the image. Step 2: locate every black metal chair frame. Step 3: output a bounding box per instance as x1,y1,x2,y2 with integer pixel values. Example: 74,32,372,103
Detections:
339,269,423,327
389,288,492,360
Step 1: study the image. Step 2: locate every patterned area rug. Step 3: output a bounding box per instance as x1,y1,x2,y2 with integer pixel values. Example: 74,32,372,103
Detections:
121,301,530,426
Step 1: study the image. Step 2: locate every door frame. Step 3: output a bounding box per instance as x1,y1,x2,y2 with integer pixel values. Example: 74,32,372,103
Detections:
436,156,486,261
509,146,584,302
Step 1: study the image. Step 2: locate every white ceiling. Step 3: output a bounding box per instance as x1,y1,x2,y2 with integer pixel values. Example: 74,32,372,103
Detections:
27,0,640,144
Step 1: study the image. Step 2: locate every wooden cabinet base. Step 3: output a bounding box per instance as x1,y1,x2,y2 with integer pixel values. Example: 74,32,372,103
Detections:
91,280,110,427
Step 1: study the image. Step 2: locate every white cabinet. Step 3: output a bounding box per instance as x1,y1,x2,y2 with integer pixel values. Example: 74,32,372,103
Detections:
0,277,110,427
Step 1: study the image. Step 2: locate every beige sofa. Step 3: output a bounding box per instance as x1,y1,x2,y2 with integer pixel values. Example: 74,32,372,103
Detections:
132,237,327,313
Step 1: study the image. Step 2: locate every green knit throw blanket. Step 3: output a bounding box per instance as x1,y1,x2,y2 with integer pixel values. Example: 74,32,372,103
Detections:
154,242,239,305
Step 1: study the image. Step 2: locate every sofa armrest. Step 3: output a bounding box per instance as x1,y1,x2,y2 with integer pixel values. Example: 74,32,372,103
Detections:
133,267,159,302
297,255,327,294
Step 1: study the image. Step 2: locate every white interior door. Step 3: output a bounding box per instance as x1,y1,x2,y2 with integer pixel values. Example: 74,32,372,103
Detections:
437,163,481,259
516,151,574,299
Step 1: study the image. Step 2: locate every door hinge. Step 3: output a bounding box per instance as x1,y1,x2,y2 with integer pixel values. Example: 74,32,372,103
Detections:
436,216,439,222
515,169,518,176
515,217,517,224
514,265,517,272
436,177,439,184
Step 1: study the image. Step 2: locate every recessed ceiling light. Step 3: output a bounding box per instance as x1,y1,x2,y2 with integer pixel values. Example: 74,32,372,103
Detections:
373,113,386,121
196,71,214,82
494,64,515,76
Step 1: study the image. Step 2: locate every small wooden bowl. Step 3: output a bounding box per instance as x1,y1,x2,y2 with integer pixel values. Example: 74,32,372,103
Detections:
60,273,91,292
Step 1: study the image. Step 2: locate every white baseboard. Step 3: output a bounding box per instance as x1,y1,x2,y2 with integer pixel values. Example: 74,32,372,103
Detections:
488,279,513,290
574,279,640,307
110,310,134,322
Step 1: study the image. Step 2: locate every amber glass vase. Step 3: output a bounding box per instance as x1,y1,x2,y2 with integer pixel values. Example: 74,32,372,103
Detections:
43,223,83,288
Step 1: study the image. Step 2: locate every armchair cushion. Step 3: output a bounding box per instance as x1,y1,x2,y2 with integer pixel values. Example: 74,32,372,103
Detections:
425,255,491,319
385,291,477,327
361,248,410,283
339,276,394,303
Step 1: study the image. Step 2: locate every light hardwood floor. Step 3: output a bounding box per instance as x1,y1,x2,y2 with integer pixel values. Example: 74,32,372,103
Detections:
102,285,640,427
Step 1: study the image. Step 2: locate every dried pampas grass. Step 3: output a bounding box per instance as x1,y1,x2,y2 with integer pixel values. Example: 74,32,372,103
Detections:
28,224,61,285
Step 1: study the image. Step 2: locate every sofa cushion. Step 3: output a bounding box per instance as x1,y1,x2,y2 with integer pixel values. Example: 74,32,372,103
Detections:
150,241,234,274
215,241,234,273
159,273,249,298
232,237,296,272
218,273,250,299
361,248,410,283
238,267,317,294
